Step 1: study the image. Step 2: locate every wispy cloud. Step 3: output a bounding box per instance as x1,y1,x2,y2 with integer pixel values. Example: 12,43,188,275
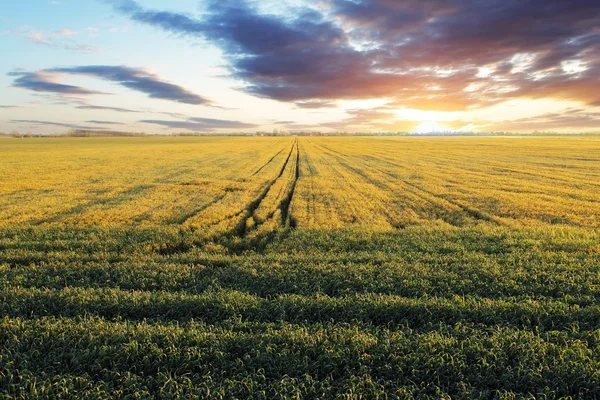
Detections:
76,105,139,113
75,105,192,119
10,71,106,95
85,120,124,125
24,29,99,52
50,66,212,105
55,29,78,36
66,44,100,52
10,66,212,106
295,101,337,109
86,27,100,37
30,93,91,106
26,33,53,46
482,111,600,132
141,117,258,132
0,105,22,109
10,120,108,130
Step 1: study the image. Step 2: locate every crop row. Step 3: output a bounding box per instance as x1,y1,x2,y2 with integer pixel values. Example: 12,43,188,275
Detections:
3,286,600,332
2,316,599,399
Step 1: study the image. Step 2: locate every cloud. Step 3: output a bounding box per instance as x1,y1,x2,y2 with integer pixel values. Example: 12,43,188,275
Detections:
105,0,600,112
76,106,193,119
76,105,139,113
24,30,98,52
26,33,53,46
31,93,91,106
295,101,337,109
0,105,22,109
10,71,105,95
141,117,258,132
49,65,211,105
64,44,100,53
10,120,108,130
10,66,211,106
482,111,600,132
150,110,188,119
86,27,100,37
319,107,415,132
85,120,124,125
56,29,78,36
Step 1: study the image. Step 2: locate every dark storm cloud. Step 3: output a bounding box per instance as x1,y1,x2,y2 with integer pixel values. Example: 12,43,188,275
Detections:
141,117,258,132
10,66,211,106
106,0,600,110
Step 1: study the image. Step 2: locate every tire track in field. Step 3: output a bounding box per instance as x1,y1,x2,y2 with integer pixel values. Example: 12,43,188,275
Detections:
400,180,499,224
177,193,228,225
344,156,488,225
234,139,298,237
346,149,501,225
357,148,600,224
354,156,497,225
367,146,600,199
252,147,286,176
250,138,300,230
157,141,297,254
313,142,407,228
280,139,300,228
34,185,154,225
315,142,498,227
303,141,318,226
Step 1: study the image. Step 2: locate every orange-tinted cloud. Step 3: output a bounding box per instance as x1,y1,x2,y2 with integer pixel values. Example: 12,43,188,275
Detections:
106,0,600,112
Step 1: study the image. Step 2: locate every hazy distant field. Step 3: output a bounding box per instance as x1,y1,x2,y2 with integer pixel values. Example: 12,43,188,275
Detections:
2,136,600,398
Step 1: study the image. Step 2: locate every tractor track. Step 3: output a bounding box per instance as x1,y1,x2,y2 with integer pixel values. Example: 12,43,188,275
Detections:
234,139,299,237
252,147,286,176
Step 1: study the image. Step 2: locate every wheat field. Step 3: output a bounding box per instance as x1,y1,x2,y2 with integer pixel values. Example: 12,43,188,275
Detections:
1,136,600,398
2,136,599,231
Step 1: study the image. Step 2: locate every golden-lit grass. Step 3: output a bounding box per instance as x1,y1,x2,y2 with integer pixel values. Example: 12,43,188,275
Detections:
293,136,600,230
1,135,599,232
0,136,293,230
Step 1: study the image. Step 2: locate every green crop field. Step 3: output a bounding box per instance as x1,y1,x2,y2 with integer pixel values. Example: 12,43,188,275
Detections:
1,136,600,399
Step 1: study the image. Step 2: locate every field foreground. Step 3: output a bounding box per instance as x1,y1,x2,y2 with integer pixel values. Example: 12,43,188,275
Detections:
1,136,600,399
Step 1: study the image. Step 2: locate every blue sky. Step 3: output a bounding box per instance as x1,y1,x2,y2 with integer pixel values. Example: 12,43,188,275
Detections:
1,0,321,134
1,0,599,134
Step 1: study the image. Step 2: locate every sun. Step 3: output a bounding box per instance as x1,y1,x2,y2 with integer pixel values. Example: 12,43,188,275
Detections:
412,121,449,134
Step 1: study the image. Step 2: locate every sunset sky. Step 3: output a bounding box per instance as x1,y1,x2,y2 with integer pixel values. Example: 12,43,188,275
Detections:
1,0,599,134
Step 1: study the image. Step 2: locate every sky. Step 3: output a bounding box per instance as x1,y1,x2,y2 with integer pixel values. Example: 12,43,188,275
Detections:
1,0,599,134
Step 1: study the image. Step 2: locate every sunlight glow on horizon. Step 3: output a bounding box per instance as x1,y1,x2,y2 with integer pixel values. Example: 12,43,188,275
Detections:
412,121,449,134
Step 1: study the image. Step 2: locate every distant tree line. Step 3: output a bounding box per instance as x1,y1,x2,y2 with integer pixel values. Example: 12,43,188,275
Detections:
2,129,599,138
